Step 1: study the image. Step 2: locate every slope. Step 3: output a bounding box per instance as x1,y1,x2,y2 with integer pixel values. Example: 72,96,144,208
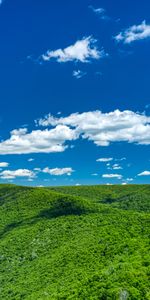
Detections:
0,184,150,299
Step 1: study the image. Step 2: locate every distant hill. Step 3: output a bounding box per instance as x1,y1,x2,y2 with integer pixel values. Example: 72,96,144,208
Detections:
50,184,150,212
0,184,150,299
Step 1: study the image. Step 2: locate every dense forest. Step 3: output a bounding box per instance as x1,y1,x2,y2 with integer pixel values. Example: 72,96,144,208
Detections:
0,184,150,299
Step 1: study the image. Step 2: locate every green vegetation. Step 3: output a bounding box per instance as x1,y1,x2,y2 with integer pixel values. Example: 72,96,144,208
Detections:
0,184,150,299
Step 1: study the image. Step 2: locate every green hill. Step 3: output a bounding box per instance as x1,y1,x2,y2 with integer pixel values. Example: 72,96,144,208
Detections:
50,185,150,212
0,184,150,299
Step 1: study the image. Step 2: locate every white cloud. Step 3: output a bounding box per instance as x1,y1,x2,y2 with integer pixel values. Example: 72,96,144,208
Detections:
107,163,122,170
0,169,35,179
102,173,122,179
0,162,9,167
43,167,74,176
38,109,150,147
34,168,41,172
41,36,105,63
72,70,86,79
1,109,150,155
0,126,77,155
126,178,133,181
115,157,126,161
122,182,127,185
97,158,113,162
112,164,122,170
115,21,150,44
28,158,34,162
89,6,105,15
92,173,98,176
89,6,110,20
138,171,150,176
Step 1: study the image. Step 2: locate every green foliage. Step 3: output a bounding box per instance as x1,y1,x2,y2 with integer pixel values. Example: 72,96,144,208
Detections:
0,184,150,299
51,184,150,212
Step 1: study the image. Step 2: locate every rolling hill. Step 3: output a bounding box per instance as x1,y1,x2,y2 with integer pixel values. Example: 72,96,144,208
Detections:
0,184,150,299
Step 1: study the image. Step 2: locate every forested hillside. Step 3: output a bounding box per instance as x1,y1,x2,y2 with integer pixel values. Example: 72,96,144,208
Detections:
0,184,150,299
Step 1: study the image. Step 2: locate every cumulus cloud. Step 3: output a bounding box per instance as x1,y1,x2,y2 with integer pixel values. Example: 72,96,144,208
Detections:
0,169,35,179
96,158,113,162
1,109,150,155
0,162,9,167
0,126,77,155
38,109,150,147
43,167,74,176
102,173,122,179
72,70,86,79
115,21,150,44
41,36,105,63
138,171,150,176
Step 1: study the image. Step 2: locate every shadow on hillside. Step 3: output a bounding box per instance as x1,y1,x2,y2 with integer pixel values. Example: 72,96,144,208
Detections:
101,194,133,205
101,196,115,204
0,197,90,239
0,221,23,238
37,197,88,219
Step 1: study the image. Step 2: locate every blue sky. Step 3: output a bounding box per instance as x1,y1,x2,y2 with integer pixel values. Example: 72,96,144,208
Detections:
0,0,150,186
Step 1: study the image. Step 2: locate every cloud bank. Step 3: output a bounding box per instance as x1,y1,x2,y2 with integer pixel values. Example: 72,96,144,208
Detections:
0,110,150,155
38,109,150,147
